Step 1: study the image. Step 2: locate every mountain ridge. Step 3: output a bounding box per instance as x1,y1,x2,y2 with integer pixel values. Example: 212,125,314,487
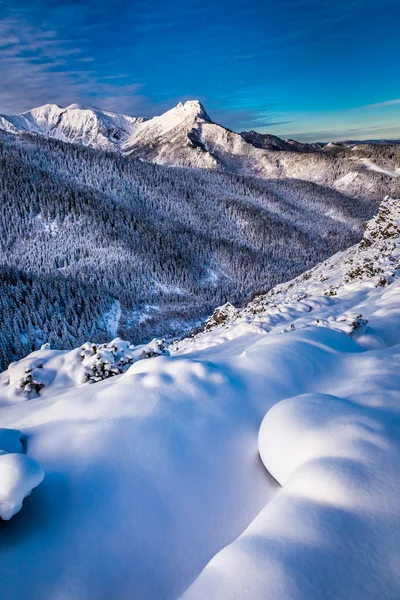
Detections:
0,103,146,151
2,100,400,180
0,99,339,161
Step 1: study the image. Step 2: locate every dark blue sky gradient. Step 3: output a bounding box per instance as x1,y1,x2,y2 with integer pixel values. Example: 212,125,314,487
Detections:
1,0,400,140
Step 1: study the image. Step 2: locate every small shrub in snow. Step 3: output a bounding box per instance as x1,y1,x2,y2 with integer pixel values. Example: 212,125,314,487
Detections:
81,337,169,384
324,288,337,296
133,338,169,359
290,292,309,302
242,298,267,315
343,261,382,282
279,324,295,334
17,368,44,396
376,276,392,287
349,314,368,332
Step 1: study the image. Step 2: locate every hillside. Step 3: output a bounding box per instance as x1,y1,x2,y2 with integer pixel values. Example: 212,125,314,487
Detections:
0,128,388,370
0,196,399,600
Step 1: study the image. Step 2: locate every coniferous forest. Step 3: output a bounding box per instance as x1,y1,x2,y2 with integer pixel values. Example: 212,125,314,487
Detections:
0,129,394,369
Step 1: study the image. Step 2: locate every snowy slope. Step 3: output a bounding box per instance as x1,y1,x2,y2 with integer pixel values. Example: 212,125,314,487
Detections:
0,198,399,600
122,100,303,176
123,100,219,168
0,103,145,150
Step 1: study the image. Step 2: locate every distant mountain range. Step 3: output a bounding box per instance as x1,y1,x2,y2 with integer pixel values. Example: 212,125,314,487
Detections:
2,100,399,171
0,100,321,167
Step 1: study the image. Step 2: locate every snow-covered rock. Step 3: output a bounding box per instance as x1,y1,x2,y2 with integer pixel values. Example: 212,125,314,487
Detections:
204,302,238,331
360,195,400,247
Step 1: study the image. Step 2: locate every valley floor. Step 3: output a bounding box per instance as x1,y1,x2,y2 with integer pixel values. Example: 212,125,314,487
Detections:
0,199,399,599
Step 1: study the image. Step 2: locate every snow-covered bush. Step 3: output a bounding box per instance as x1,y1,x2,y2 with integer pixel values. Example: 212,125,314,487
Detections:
16,367,44,397
81,337,169,384
343,260,382,282
324,287,337,296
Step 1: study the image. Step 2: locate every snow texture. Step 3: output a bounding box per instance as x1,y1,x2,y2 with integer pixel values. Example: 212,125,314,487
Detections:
0,198,399,599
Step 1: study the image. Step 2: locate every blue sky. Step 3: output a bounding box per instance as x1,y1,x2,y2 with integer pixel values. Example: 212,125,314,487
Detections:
1,0,400,141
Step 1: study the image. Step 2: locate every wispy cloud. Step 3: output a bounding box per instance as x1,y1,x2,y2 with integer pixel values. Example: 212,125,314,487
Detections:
363,98,400,109
1,0,399,136
0,5,151,115
280,124,400,143
210,107,291,131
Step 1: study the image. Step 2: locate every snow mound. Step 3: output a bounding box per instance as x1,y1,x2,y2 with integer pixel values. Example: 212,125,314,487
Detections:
0,337,169,403
184,391,400,599
258,393,382,486
0,453,44,520
0,427,44,520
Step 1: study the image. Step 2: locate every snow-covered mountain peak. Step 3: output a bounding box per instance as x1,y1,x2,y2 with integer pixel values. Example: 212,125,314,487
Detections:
0,103,144,150
66,102,85,110
174,99,211,120
122,98,220,167
137,99,210,133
